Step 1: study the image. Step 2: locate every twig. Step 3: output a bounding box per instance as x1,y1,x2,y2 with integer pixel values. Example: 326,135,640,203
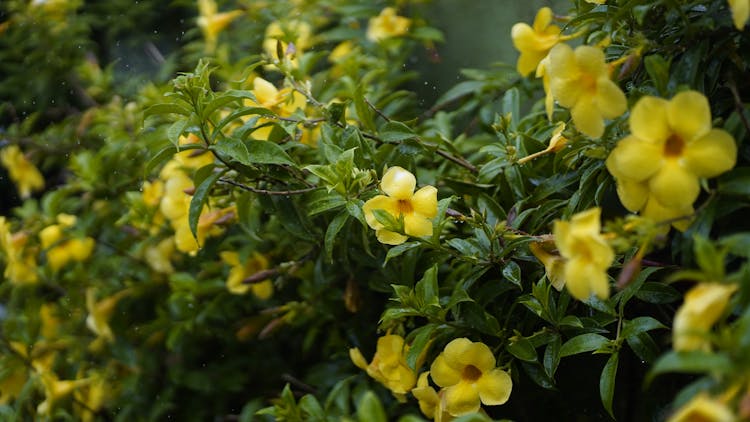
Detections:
218,178,319,195
728,77,750,137
365,97,391,122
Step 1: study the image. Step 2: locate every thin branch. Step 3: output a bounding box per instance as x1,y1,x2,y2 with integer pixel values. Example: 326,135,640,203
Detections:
728,77,750,137
365,97,391,122
219,178,319,195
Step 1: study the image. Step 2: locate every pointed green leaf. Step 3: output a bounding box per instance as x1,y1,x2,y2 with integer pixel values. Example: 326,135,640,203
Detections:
324,211,349,263
560,333,610,357
188,168,225,239
599,352,618,419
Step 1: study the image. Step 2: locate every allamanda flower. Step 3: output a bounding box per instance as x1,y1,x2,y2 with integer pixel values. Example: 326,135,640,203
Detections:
411,372,454,422
552,208,614,301
729,0,749,30
0,144,44,198
39,214,95,272
673,282,737,352
511,7,562,77
196,0,243,53
350,334,418,401
667,393,735,422
244,77,306,141
547,43,627,138
262,20,312,69
363,166,437,245
220,251,273,299
0,217,38,285
606,91,737,217
367,7,410,42
430,338,512,416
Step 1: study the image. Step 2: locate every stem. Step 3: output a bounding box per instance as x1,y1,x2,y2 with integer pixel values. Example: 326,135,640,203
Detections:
218,178,319,196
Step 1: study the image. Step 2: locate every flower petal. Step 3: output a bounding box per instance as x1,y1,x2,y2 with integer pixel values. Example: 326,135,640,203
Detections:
641,196,694,232
550,77,582,109
683,129,737,178
350,348,369,370
571,97,604,138
381,166,416,199
517,50,548,77
477,368,512,406
412,186,438,218
444,382,481,416
648,161,700,209
614,177,649,212
430,354,461,387
363,195,398,229
376,229,408,245
564,256,610,300
404,214,433,238
595,78,627,119
666,90,711,142
606,135,662,182
574,45,606,76
630,96,670,143
533,7,553,31
253,77,280,108
548,43,578,81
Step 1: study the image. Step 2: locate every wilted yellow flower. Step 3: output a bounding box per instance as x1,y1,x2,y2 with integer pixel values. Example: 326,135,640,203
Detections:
1,145,44,198
86,288,131,344
363,166,437,245
529,240,565,291
0,217,39,285
220,251,273,299
430,338,512,416
729,0,749,30
349,334,417,401
673,283,737,352
547,43,627,138
196,0,243,53
553,208,614,300
74,374,109,422
511,7,562,77
367,7,410,42
517,121,568,164
606,91,737,219
667,393,735,422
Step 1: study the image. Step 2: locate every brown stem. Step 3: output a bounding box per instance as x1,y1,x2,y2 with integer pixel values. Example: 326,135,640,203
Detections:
218,178,319,195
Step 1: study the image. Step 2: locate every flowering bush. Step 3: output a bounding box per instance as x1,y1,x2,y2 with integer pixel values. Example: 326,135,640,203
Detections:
1,0,750,420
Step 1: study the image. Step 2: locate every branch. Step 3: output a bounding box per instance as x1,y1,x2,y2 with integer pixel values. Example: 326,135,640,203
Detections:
218,178,319,195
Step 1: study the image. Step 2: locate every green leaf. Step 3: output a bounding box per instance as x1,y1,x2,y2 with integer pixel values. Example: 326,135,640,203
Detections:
405,323,437,370
543,335,561,378
298,395,325,421
144,145,177,177
167,119,189,147
693,235,725,279
384,241,420,266
324,211,349,263
599,352,618,419
502,261,522,288
143,103,191,119
353,85,375,131
626,332,659,364
415,265,440,309
718,167,750,196
212,138,295,167
502,88,520,129
635,282,681,304
620,316,666,340
507,336,537,362
559,333,610,357
644,54,670,96
188,169,225,239
379,121,417,143
648,351,733,383
356,391,386,422
346,200,367,226
211,137,251,165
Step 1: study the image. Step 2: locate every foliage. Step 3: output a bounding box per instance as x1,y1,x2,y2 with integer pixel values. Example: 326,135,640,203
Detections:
1,0,750,420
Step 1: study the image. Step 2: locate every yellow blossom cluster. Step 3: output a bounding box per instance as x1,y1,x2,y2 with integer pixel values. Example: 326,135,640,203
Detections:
39,214,95,272
606,91,737,230
220,251,273,299
367,7,410,42
244,77,308,141
263,20,313,69
0,217,39,284
197,0,243,53
672,282,737,352
352,336,511,420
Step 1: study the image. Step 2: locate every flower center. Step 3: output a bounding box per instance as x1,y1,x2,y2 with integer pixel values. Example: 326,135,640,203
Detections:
580,73,597,94
663,134,685,157
461,364,482,382
396,199,413,215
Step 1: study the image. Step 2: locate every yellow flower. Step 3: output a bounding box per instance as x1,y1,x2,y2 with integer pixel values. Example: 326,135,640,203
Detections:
673,283,737,352
606,91,737,217
262,20,312,68
36,371,91,416
667,393,735,422
145,237,176,274
367,7,410,42
0,364,26,405
547,43,627,138
142,180,164,207
585,0,607,4
220,251,273,299
729,0,749,30
0,217,39,285
552,208,614,300
244,77,307,141
39,303,61,339
196,0,243,53
74,374,109,422
511,7,562,77
412,372,454,422
86,288,131,344
349,334,417,401
429,338,512,416
0,145,44,198
529,240,565,291
363,166,437,245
